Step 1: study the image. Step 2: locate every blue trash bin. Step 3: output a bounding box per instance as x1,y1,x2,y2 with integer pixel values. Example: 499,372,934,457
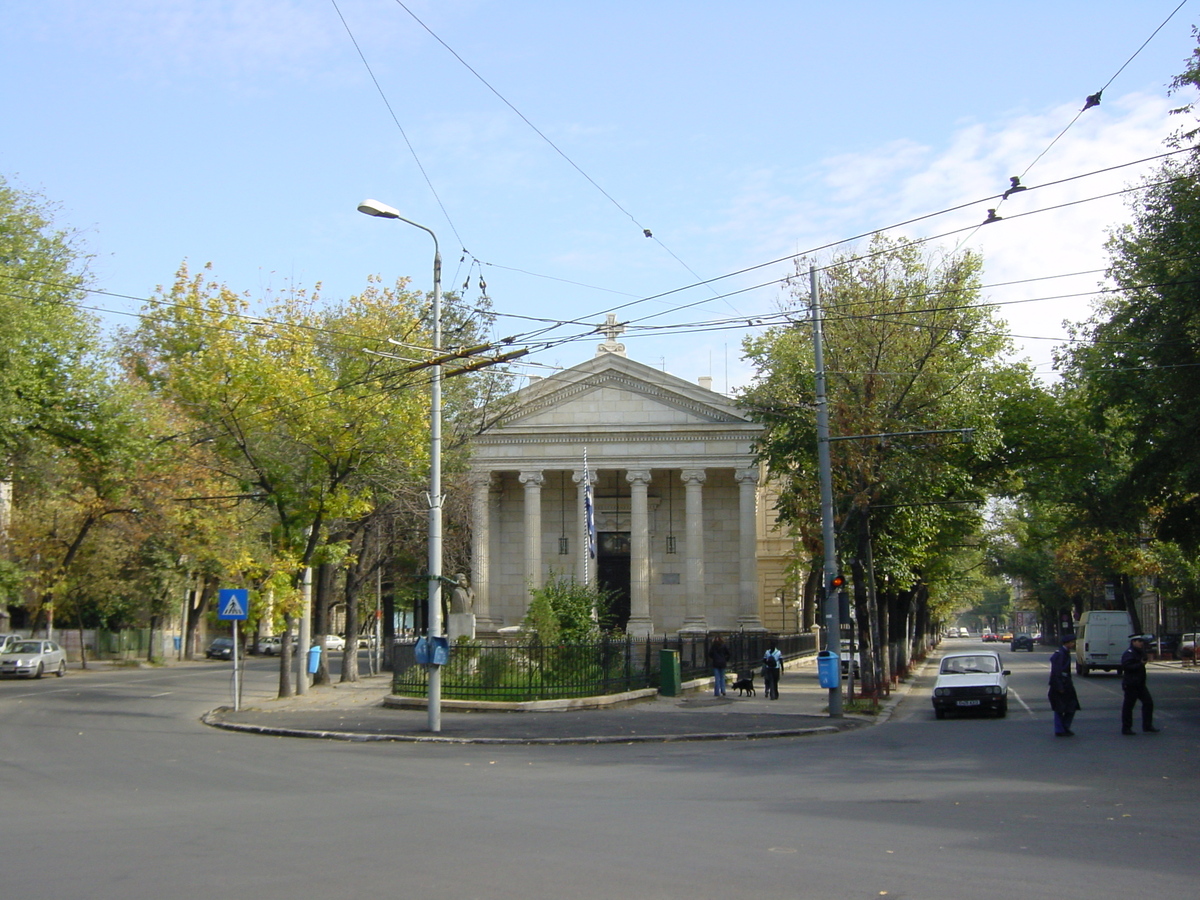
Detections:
817,650,840,689
307,644,322,675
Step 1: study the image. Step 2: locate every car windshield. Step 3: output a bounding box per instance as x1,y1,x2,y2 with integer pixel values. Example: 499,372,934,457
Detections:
12,642,43,654
940,656,999,675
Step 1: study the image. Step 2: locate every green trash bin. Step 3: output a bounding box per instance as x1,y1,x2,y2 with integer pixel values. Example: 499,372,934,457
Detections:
659,648,682,696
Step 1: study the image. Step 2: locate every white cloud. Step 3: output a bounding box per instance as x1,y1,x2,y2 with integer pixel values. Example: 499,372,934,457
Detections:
717,90,1180,383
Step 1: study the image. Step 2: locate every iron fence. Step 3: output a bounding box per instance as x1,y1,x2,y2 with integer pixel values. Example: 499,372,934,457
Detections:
391,631,819,702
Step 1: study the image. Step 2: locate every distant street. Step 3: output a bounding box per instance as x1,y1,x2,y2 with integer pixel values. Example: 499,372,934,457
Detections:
2,642,1197,900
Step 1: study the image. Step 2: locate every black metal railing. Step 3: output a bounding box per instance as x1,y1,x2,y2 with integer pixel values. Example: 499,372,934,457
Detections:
391,632,819,702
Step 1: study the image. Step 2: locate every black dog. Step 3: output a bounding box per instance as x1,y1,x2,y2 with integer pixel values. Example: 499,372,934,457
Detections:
731,672,756,697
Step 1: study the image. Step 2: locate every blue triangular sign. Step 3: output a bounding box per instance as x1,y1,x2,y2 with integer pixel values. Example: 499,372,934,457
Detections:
218,588,249,620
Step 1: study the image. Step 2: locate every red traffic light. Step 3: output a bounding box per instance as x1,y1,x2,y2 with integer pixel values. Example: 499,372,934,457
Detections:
830,574,846,589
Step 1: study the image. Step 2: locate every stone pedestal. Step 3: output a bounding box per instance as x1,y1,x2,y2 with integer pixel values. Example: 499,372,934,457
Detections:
448,613,476,641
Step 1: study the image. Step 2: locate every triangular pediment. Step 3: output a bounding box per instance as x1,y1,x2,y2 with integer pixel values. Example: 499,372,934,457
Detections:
496,354,753,430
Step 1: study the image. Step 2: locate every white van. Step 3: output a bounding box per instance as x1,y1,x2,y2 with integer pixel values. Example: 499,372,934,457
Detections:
1075,610,1133,676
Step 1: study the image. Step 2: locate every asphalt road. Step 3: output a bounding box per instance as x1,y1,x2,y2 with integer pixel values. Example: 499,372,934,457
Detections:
1,643,1197,900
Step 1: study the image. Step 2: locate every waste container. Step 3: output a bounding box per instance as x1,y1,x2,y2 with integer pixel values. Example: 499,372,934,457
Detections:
659,648,682,696
307,643,322,675
817,649,840,689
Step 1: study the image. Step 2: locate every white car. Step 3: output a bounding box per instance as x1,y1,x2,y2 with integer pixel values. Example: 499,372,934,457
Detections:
1,639,67,678
0,633,21,653
322,634,346,652
258,635,283,656
931,650,1009,719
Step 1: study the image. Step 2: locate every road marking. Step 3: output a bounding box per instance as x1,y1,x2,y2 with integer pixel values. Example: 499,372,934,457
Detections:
1010,688,1035,716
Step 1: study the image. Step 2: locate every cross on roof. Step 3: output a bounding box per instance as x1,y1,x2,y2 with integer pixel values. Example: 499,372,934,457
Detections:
601,313,625,342
596,313,628,357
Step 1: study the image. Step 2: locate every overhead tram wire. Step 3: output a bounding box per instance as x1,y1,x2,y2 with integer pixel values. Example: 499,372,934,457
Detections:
549,147,1192,341
384,0,743,316
1021,0,1190,182
330,0,467,254
945,3,1190,259
347,0,1181,350
608,172,1185,339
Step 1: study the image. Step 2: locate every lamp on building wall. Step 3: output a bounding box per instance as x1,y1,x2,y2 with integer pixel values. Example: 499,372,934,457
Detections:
666,472,677,554
558,471,570,554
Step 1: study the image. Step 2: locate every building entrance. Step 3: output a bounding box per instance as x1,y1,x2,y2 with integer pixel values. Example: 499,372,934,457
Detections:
596,531,631,630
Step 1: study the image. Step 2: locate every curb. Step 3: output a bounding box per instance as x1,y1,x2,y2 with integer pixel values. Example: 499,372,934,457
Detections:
200,707,855,744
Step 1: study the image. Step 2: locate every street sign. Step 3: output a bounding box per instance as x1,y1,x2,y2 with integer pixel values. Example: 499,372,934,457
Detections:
217,589,249,621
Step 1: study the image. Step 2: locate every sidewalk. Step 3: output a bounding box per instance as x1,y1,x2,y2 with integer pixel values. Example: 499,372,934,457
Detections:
204,655,924,744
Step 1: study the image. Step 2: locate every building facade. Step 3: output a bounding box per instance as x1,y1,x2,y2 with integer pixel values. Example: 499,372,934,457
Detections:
467,330,789,635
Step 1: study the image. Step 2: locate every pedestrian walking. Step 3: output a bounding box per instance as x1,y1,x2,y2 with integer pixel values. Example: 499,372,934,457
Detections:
707,635,731,697
762,641,783,700
1120,634,1159,735
1048,633,1081,737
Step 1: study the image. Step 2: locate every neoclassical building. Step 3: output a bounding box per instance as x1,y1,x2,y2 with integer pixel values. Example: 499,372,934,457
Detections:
466,324,793,636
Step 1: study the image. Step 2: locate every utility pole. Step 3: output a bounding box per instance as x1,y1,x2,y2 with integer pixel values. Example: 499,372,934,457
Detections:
810,264,843,717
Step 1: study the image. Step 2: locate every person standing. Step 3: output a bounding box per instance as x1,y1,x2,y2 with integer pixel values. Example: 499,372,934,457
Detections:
762,641,783,700
707,635,731,697
1120,634,1159,735
1048,633,1081,737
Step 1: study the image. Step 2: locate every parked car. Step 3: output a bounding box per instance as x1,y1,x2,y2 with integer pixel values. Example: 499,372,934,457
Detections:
1011,633,1035,652
931,651,1010,719
205,637,234,660
1179,633,1197,660
1150,634,1179,657
0,633,21,653
258,635,283,656
839,639,861,678
1,639,67,678
322,634,346,652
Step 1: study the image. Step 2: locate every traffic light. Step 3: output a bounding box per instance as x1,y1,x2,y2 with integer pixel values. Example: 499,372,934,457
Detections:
830,574,846,590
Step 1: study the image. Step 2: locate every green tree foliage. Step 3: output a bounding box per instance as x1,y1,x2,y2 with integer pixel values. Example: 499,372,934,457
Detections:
1061,33,1200,551
741,236,1045,685
523,573,615,641
0,175,96,457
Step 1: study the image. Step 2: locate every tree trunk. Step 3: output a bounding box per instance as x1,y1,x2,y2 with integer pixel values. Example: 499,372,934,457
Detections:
311,563,333,686
278,613,294,699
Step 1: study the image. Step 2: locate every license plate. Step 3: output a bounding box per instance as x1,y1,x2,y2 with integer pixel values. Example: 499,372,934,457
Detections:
956,699,981,707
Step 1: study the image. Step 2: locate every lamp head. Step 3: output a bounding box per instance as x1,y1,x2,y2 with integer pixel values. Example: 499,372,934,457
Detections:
357,198,401,219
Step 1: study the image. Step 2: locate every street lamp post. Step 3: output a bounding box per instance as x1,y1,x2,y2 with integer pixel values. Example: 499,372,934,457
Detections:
357,198,444,733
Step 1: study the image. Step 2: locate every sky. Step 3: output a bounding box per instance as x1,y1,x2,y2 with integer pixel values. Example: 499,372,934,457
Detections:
2,1,1197,392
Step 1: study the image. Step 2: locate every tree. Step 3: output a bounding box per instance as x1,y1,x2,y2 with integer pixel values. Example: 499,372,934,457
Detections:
1061,33,1200,551
125,264,501,692
741,235,1041,691
0,175,96,458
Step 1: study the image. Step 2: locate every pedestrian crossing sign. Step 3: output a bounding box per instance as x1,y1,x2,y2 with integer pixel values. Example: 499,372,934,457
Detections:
218,589,249,621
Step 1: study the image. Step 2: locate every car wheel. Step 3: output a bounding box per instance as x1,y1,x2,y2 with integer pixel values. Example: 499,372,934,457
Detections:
35,662,44,679
997,699,1008,717
56,660,66,677
934,708,946,719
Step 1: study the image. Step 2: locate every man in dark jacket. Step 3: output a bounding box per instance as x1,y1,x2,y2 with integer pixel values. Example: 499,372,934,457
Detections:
1120,634,1159,735
1048,633,1081,736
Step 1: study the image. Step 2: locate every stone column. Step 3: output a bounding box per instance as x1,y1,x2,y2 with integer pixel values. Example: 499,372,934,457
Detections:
679,468,708,633
736,468,767,631
626,469,654,636
469,472,499,633
573,467,597,586
519,471,544,601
